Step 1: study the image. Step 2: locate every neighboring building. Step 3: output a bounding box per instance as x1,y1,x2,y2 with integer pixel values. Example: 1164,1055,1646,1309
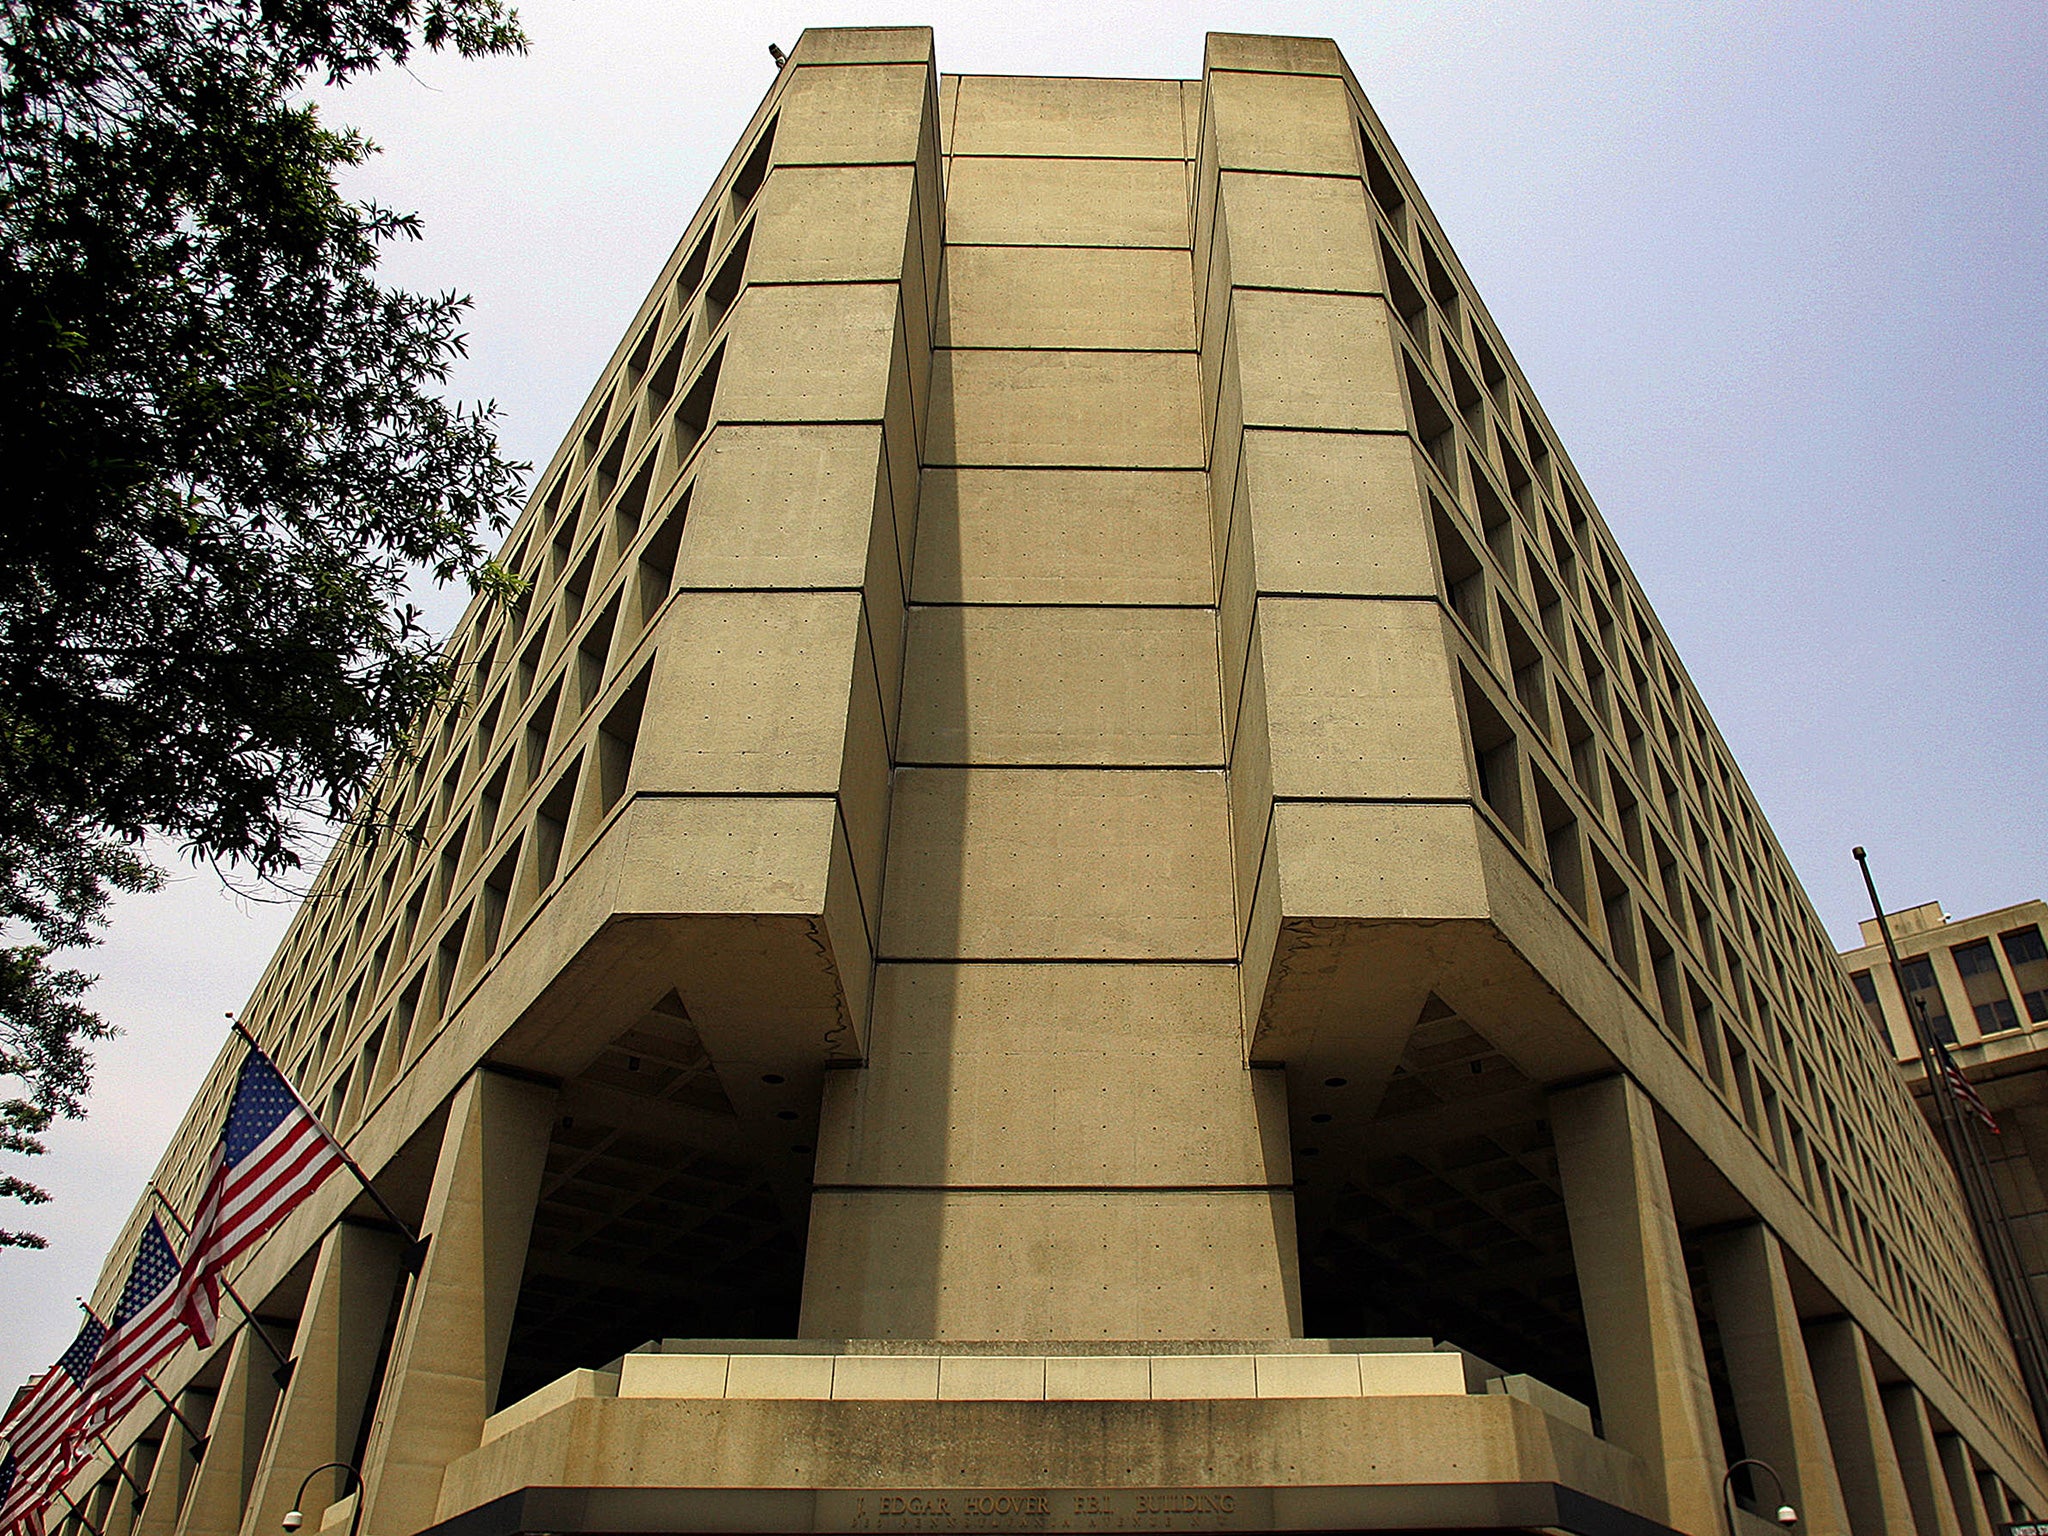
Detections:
36,28,2048,1536
1843,898,2048,1345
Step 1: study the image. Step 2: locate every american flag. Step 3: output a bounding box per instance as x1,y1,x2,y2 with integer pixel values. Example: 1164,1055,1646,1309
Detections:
80,1219,184,1441
171,1046,347,1348
1943,1053,2001,1135
0,1319,104,1536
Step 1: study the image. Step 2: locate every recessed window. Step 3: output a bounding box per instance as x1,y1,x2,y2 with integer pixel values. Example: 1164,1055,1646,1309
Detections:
1897,955,1955,1044
2000,926,2048,1022
1953,939,2019,1034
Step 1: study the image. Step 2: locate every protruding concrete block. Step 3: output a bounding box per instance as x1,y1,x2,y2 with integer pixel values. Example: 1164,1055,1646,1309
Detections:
1205,33,1347,78
1045,1357,1151,1401
944,158,1189,247
789,25,933,67
724,1354,836,1400
1150,1355,1257,1400
878,768,1236,959
1216,173,1382,295
910,469,1211,606
926,350,1204,469
939,246,1195,350
936,1357,1046,1402
898,605,1221,766
951,77,1185,159
776,65,931,165
830,1356,940,1401
1253,1354,1359,1398
719,284,903,424
1230,291,1408,432
616,1354,728,1400
1207,70,1357,175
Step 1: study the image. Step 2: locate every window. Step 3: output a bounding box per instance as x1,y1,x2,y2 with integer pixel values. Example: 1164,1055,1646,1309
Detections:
1849,969,1886,1032
1460,667,1523,842
2001,926,2048,1023
1358,124,1406,233
1952,939,2019,1034
1534,771,1587,922
1433,500,1488,646
1897,955,1955,1043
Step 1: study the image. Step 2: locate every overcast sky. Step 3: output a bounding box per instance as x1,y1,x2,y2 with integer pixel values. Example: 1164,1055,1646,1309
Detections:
6,0,2044,1388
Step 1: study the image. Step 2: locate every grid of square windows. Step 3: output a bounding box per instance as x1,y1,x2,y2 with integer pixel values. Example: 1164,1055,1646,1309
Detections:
1361,105,2034,1451
110,108,783,1286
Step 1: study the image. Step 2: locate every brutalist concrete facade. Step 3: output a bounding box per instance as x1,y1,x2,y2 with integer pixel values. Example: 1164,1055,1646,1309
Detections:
52,28,2048,1536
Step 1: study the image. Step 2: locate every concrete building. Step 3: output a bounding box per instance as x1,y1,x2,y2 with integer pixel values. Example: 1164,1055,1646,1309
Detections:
44,28,2048,1536
1844,898,2048,1369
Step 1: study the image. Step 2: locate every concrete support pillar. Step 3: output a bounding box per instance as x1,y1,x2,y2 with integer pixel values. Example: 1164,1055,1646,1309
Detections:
238,1223,408,1536
101,1438,156,1536
1551,1075,1725,1535
1805,1319,1916,1535
355,1069,555,1536
1979,1469,2012,1529
174,1332,282,1536
1702,1223,1851,1535
1886,1384,1966,1536
1939,1435,1995,1536
133,1390,209,1536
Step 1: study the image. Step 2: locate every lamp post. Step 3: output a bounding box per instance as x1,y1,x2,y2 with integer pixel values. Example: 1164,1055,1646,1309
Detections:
282,1463,362,1536
1722,1457,1798,1533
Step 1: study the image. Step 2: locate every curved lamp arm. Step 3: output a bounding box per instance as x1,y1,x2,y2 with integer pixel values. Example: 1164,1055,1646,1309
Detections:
1721,1458,1798,1531
283,1463,362,1534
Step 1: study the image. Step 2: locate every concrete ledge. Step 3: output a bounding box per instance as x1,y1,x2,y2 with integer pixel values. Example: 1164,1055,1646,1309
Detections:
583,1346,1474,1406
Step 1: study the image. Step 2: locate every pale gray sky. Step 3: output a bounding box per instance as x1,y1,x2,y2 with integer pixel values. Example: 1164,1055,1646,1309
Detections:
6,1,2044,1387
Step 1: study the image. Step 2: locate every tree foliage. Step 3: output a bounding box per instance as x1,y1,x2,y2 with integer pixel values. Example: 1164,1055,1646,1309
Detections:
0,0,529,1244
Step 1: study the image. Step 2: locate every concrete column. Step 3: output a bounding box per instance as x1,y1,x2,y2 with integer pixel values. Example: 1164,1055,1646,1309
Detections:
1979,1469,2012,1529
1551,1075,1725,1536
101,1438,156,1536
1702,1223,1851,1535
355,1069,554,1536
133,1390,210,1536
1805,1319,1916,1535
1886,1383,1966,1536
238,1224,408,1536
1939,1435,1995,1536
174,1332,282,1536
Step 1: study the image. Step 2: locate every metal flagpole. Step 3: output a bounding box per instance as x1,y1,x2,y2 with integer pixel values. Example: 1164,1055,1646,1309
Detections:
1854,846,2048,1437
223,1018,419,1247
72,1304,208,1450
52,1485,108,1536
145,1187,294,1377
48,1482,106,1536
82,1432,148,1511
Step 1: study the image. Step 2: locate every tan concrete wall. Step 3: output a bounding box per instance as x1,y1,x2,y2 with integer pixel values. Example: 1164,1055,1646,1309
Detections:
52,28,2048,1536
802,71,1296,1342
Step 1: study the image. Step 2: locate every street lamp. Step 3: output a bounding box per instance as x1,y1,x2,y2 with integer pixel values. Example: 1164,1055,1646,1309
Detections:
1722,1457,1798,1532
282,1462,362,1536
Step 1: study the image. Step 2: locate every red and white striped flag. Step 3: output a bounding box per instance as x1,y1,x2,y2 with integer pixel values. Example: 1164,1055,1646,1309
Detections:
0,1319,104,1536
1943,1053,2000,1135
171,1046,347,1347
79,1219,185,1441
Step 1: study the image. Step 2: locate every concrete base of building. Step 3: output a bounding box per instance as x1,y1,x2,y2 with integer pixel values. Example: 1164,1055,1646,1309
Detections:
427,1340,1658,1536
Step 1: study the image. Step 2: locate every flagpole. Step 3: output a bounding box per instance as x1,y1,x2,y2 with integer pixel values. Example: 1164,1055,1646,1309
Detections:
224,1019,419,1247
146,1188,294,1376
1854,845,2048,1436
82,1432,148,1511
72,1305,208,1450
52,1485,108,1536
